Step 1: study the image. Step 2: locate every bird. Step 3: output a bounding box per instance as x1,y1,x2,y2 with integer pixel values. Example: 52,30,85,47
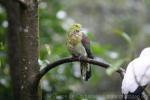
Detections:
66,23,93,81
122,47,150,100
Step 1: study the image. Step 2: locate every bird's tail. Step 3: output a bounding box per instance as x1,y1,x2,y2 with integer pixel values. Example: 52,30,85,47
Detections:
80,62,91,81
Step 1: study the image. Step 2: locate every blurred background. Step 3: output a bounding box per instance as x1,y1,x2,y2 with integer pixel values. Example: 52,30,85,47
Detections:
0,0,150,99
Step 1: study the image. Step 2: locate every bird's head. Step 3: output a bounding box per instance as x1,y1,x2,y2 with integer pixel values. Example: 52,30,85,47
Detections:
70,23,81,32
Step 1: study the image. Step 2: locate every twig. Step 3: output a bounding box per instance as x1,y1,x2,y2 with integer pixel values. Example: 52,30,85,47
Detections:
37,57,125,81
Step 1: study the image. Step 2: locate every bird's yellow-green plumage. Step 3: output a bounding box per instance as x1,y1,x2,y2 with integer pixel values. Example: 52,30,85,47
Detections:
66,23,93,81
67,24,84,56
67,24,82,44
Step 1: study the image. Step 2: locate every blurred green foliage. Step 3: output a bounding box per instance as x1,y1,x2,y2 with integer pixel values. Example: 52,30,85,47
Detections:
0,6,13,100
39,0,112,99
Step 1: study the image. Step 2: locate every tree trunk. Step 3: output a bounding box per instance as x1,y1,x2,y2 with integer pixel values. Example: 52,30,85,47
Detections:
0,0,41,100
19,0,40,100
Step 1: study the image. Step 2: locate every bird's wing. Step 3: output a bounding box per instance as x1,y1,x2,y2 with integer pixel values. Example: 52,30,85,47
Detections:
122,60,139,94
81,32,93,59
133,56,150,86
122,56,150,94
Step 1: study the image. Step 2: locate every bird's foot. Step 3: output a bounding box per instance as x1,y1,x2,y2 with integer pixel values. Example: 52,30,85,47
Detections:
78,55,86,61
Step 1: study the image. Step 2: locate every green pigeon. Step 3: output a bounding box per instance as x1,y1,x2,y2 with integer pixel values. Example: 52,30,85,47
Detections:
67,23,93,81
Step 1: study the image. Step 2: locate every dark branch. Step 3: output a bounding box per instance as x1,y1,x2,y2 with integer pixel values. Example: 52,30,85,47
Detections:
37,57,125,81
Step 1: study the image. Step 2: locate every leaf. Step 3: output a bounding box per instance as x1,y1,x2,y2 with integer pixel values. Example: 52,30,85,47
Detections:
45,44,51,55
114,29,132,46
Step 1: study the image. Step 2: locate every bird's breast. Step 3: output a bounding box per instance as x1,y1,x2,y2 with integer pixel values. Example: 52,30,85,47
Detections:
69,33,82,45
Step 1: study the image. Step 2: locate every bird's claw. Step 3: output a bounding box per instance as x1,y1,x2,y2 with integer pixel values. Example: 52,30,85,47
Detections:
78,55,86,61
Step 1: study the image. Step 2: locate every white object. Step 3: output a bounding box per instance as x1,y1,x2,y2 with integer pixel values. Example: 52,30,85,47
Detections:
122,47,150,98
